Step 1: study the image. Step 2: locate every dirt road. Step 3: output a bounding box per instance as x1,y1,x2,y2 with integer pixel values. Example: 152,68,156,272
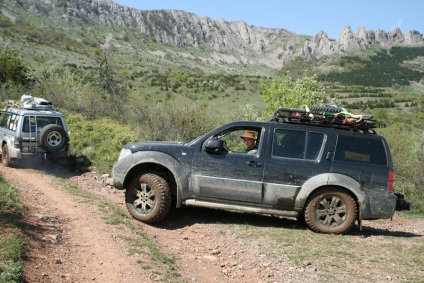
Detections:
1,163,423,282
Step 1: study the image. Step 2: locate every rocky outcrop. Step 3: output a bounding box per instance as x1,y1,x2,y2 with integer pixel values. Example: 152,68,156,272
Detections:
299,25,424,59
3,0,424,63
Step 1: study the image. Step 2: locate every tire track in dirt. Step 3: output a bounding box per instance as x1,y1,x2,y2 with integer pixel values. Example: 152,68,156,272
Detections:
0,165,155,282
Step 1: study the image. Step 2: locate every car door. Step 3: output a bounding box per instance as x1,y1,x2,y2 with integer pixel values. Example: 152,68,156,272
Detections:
0,111,5,147
262,125,333,209
0,112,14,147
191,123,268,203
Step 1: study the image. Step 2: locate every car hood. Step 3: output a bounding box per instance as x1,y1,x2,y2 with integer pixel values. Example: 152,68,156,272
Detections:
124,141,189,153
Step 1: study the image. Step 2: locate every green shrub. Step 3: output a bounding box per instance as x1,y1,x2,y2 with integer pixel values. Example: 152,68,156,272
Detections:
0,177,24,283
378,123,424,215
0,176,22,210
66,112,139,174
0,258,23,283
0,47,34,87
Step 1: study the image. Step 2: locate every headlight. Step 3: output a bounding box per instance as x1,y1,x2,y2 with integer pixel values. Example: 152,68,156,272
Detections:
118,148,132,161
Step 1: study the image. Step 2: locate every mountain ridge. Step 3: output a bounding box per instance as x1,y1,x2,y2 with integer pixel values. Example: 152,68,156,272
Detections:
2,0,424,71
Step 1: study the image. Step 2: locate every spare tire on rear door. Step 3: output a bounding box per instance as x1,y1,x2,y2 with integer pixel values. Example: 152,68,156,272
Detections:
37,124,67,152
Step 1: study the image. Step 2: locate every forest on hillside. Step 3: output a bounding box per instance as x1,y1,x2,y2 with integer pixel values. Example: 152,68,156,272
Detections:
319,47,424,87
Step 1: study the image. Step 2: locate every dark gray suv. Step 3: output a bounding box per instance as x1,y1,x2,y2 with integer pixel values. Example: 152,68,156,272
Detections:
112,108,397,234
0,96,70,166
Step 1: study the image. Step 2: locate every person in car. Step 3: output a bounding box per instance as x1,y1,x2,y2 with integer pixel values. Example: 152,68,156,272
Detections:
240,131,258,155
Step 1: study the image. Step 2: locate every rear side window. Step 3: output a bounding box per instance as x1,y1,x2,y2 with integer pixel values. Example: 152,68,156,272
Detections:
272,129,324,160
335,135,387,165
0,113,19,132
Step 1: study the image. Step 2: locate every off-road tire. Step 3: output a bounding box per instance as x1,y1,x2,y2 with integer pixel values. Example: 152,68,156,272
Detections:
125,173,171,224
309,105,344,114
296,212,306,225
305,187,357,234
1,144,10,167
37,124,67,152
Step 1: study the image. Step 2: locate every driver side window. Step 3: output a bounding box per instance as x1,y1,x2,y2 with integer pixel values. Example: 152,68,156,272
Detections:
208,127,261,155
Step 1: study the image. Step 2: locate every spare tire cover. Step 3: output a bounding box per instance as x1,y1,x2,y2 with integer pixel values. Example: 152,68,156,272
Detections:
37,124,67,152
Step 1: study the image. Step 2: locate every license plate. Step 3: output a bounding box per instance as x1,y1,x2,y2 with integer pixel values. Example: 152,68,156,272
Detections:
22,142,37,147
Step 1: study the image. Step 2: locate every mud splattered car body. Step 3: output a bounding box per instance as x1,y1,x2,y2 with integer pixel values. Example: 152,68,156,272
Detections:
113,107,398,234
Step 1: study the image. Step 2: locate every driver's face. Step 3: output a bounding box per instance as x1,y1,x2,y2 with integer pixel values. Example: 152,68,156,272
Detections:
242,138,255,149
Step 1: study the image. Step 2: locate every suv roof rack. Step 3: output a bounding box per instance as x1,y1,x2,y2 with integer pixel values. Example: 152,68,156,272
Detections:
5,95,56,111
271,105,377,134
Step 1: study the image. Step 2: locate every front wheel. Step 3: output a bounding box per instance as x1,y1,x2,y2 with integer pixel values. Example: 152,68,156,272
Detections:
305,187,357,234
125,173,171,224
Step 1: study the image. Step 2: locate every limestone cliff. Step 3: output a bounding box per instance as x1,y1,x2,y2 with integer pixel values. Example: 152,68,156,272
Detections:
3,0,423,67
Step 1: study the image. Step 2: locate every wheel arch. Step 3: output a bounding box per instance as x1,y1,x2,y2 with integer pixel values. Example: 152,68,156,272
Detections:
1,137,11,149
122,151,189,208
295,173,366,217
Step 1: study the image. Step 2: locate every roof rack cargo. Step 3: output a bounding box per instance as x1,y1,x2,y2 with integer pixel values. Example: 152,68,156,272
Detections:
6,95,55,111
271,104,377,134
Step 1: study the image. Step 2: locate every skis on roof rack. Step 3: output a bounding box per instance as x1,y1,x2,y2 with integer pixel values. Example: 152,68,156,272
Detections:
271,104,377,134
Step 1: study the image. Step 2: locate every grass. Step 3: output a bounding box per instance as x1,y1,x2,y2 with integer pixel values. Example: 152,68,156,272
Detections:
0,234,25,283
0,176,25,283
223,216,424,282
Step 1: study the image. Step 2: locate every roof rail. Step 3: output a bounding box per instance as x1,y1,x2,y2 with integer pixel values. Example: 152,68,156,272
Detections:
271,105,377,134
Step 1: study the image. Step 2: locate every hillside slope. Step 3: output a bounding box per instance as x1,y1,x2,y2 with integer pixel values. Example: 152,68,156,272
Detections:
1,0,423,74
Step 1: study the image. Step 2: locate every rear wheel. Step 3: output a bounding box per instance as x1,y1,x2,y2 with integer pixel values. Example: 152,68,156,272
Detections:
305,187,357,234
125,173,171,224
1,144,10,167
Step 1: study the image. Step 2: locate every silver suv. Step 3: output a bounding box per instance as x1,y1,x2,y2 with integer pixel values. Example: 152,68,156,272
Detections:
0,96,70,166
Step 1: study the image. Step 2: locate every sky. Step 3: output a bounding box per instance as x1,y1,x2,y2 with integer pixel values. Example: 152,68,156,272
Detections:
112,0,423,39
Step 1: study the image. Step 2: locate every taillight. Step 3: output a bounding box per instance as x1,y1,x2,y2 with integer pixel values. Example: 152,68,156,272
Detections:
388,169,394,193
14,137,21,149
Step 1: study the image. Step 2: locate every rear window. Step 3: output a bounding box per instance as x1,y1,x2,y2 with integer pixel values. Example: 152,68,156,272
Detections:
272,129,324,160
22,116,63,133
335,135,387,165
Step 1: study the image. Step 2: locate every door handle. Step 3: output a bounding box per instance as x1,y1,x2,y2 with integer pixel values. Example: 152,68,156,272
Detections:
246,160,262,167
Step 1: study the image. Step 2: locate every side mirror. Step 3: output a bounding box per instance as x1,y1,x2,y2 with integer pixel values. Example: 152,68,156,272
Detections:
204,139,225,153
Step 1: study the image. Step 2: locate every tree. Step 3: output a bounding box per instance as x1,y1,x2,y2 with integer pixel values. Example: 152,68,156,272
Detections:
93,48,124,98
0,47,33,87
260,72,325,115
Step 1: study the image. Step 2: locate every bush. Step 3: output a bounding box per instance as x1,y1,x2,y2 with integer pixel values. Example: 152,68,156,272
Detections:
378,124,424,215
65,112,139,174
0,176,22,210
0,47,34,87
0,177,24,283
260,73,324,115
134,102,214,142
